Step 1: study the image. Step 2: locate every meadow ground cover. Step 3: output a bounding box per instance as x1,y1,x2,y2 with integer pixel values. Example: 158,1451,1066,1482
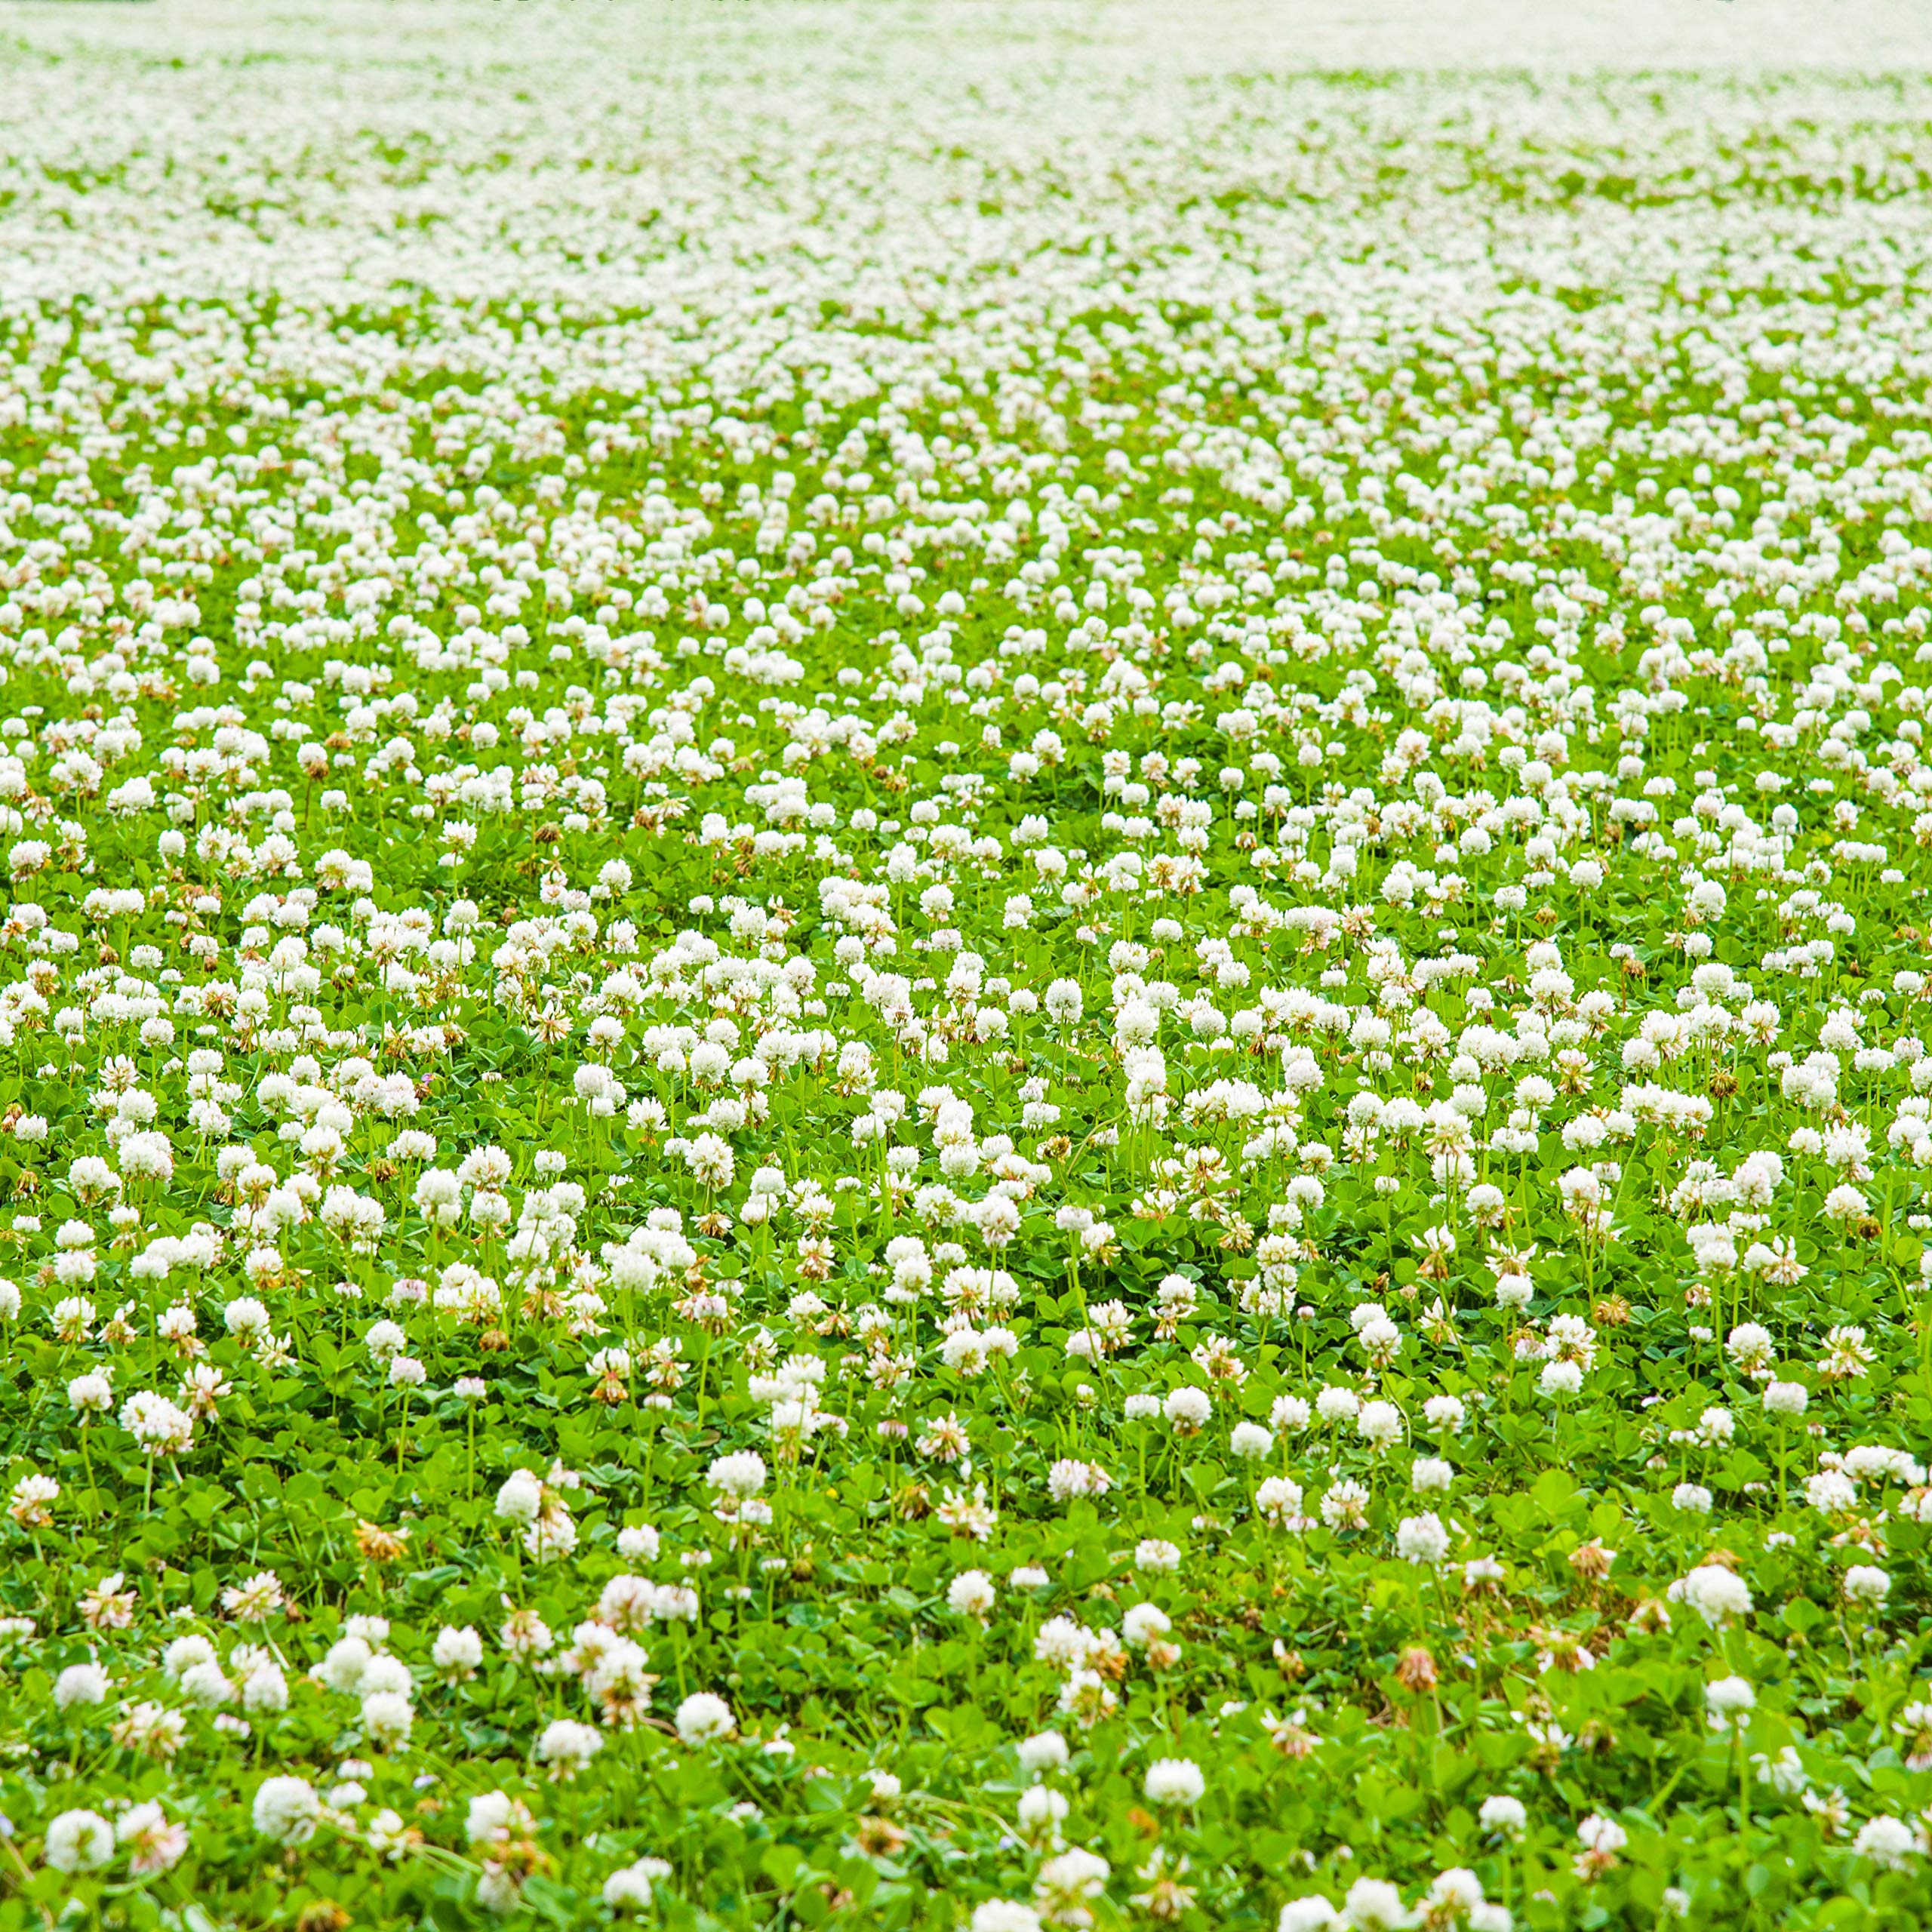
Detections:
4,2,1932,1926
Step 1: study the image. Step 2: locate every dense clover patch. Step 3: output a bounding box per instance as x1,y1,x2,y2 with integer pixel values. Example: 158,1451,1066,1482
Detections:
2,4,1932,1929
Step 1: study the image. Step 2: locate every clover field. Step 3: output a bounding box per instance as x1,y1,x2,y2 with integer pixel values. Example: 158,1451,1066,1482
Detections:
4,5,1932,1930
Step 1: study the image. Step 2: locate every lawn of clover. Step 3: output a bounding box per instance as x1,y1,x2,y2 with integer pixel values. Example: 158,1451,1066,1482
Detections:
5,3,1932,1929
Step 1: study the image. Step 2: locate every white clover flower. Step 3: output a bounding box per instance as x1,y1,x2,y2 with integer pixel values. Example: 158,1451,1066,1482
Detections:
1671,1565,1753,1629
1163,1386,1212,1432
674,1692,736,1746
1844,1565,1891,1605
1539,1360,1583,1398
54,1662,109,1709
1853,1816,1917,1870
1478,1795,1527,1839
605,1858,674,1911
1411,1457,1453,1494
43,1809,115,1874
1357,1400,1404,1447
251,1776,321,1846
1143,1757,1205,1807
361,1690,414,1748
1340,1877,1408,1930
433,1626,485,1680
494,1469,545,1525
1704,1675,1755,1730
1396,1512,1451,1565
1315,1387,1360,1425
1017,1730,1069,1777
1257,1475,1306,1527
946,1570,996,1621
536,1718,604,1777
1280,1905,1340,1932
711,1453,768,1491
973,1905,1044,1932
